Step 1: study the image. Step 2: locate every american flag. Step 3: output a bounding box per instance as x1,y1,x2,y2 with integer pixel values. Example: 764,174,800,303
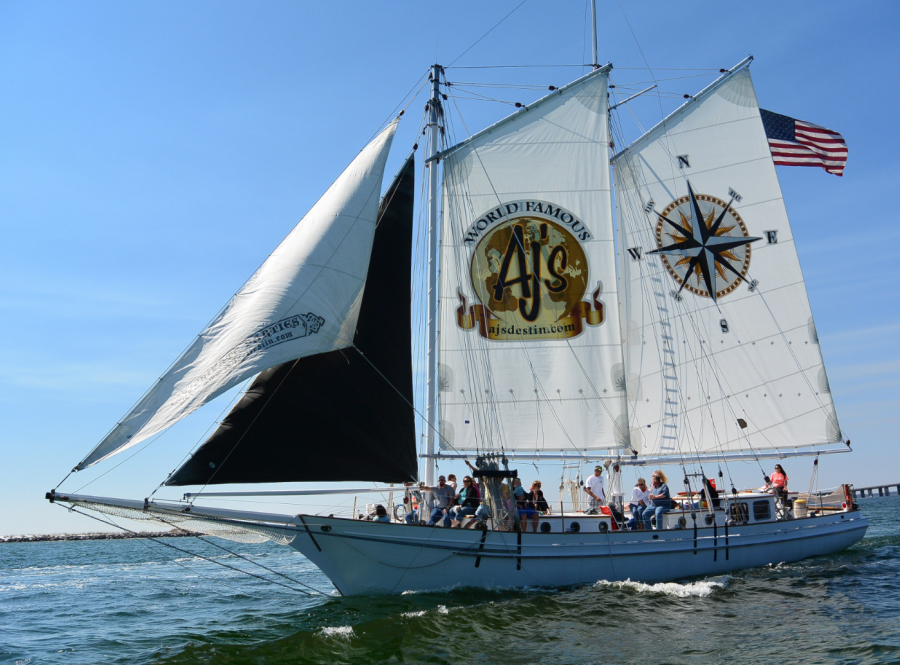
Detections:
760,109,848,176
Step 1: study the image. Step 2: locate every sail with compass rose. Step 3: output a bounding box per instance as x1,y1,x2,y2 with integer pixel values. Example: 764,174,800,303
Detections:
612,63,843,459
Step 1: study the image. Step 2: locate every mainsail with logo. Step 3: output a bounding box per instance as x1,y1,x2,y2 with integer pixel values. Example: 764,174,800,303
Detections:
76,121,398,470
612,66,841,459
438,67,629,454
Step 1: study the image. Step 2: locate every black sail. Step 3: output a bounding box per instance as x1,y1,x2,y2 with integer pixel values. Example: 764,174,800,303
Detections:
167,156,417,486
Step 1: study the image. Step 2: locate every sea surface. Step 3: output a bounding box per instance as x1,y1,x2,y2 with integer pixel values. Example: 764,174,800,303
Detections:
2,496,898,665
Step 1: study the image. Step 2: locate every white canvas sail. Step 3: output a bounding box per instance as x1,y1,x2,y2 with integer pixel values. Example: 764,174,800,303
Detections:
613,65,842,459
77,121,399,470
438,67,628,454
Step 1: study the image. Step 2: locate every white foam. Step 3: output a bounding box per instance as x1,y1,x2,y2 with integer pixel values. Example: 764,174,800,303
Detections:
437,605,449,614
402,610,427,618
317,626,354,640
595,575,731,598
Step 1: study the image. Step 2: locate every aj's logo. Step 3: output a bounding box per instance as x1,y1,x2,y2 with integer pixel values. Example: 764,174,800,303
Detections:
649,183,759,302
457,200,604,341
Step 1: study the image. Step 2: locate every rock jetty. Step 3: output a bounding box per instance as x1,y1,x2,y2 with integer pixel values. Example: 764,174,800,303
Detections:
1,531,199,543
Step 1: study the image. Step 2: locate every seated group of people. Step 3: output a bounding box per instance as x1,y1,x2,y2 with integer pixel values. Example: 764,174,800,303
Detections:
626,472,721,530
403,471,550,530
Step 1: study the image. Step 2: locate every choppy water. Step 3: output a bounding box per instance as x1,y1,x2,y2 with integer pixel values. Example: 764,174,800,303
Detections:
2,497,898,664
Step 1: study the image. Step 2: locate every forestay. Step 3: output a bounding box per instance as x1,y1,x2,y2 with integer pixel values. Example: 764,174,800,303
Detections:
77,121,399,470
438,67,629,454
613,65,842,458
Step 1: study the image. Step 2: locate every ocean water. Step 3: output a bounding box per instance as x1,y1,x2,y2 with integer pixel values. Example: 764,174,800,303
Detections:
2,497,898,665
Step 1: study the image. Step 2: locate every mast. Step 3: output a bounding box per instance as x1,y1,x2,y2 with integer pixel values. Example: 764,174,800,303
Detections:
424,64,443,486
590,0,599,69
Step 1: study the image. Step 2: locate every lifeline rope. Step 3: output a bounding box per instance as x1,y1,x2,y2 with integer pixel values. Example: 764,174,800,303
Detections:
60,504,330,596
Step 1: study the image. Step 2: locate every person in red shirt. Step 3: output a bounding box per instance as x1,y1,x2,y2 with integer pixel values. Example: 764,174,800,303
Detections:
770,464,789,500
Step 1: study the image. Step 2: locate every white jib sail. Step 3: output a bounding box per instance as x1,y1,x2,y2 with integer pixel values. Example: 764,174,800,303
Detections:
613,66,841,458
77,120,399,470
439,67,629,454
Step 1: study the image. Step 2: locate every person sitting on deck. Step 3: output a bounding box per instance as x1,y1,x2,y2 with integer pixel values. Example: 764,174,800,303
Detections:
769,465,789,501
701,478,721,508
514,479,541,533
373,505,391,523
450,476,481,527
584,465,605,514
627,477,650,530
420,475,455,527
642,471,672,530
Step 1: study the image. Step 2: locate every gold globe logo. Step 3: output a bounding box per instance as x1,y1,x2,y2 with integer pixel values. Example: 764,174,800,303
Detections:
457,201,604,341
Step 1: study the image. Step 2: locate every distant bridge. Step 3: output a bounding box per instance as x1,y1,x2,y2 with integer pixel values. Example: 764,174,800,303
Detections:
854,484,900,498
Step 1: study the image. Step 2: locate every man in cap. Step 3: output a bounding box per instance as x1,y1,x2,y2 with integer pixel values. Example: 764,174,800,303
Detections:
420,475,455,527
584,465,606,514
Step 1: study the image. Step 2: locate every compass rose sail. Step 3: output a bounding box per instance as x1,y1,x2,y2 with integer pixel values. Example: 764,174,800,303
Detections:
612,65,842,458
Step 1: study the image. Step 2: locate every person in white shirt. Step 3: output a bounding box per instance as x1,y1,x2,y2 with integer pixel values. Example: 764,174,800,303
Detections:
584,465,605,513
627,478,650,529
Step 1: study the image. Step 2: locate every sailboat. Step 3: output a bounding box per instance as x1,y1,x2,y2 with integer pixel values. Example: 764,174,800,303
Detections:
47,48,867,595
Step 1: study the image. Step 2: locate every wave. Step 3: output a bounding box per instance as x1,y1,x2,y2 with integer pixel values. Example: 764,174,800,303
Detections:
316,626,354,641
594,575,731,598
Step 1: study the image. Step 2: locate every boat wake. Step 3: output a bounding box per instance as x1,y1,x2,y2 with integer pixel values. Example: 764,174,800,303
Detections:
595,575,731,598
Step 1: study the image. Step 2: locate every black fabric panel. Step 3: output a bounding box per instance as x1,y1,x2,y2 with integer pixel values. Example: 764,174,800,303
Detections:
167,156,417,486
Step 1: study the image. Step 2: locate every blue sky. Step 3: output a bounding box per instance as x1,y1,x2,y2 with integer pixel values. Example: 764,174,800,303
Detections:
1,1,898,535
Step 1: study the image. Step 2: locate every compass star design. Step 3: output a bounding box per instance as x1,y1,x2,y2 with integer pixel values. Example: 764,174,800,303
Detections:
648,183,760,303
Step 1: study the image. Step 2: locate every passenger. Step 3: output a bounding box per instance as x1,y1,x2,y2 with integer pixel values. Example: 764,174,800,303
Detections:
701,478,721,508
447,474,458,492
501,488,517,529
770,464,788,501
373,505,391,523
403,487,423,524
627,477,650,529
584,465,606,514
450,476,481,527
420,475,455,527
515,480,541,533
530,481,550,513
642,471,672,530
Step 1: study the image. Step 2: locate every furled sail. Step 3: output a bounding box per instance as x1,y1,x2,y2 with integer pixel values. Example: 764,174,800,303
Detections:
166,156,417,485
438,66,629,454
613,63,842,458
76,121,399,470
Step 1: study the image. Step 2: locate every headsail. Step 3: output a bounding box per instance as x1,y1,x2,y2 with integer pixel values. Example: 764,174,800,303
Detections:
77,121,399,470
613,63,842,459
165,156,417,486
438,66,629,454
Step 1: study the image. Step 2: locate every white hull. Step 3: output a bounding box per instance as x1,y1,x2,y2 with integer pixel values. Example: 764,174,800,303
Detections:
291,511,867,595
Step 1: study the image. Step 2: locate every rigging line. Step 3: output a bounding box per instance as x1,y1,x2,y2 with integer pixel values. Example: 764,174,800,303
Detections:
59,504,323,596
153,513,332,596
148,376,253,499
192,356,305,493
62,507,257,596
447,0,530,67
364,71,430,145
69,429,169,495
350,346,464,458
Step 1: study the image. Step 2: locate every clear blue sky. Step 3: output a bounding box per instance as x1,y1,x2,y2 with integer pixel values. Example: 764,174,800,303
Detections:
2,1,897,535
